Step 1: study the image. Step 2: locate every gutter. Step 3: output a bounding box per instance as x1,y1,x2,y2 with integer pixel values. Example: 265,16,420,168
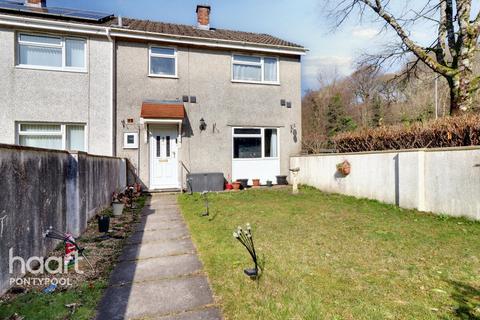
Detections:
0,13,308,56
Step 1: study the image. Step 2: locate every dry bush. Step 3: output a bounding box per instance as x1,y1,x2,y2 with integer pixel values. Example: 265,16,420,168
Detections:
333,114,480,153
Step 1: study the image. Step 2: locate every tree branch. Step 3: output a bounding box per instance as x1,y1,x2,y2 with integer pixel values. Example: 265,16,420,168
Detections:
445,0,456,55
358,0,455,77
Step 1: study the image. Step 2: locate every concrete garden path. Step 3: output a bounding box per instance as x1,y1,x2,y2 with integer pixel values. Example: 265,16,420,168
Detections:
96,194,222,320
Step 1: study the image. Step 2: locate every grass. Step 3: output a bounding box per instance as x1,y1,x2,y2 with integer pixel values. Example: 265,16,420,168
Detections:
0,195,147,320
0,282,106,320
178,187,480,320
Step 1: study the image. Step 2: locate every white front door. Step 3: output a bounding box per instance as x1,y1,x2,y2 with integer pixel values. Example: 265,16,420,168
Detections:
150,125,179,189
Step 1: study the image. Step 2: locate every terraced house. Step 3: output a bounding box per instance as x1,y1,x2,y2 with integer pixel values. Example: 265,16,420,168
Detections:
0,0,306,191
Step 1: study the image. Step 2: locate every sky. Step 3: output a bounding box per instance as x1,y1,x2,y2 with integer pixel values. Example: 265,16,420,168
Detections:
45,0,476,93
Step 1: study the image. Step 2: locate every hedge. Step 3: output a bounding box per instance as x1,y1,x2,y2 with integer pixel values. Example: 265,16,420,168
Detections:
333,114,480,153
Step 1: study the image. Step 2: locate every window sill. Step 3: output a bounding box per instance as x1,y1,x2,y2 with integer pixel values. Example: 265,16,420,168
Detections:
231,80,280,86
15,65,87,74
148,74,179,79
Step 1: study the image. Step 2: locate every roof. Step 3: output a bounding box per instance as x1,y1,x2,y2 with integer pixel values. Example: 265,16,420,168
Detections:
0,5,305,51
103,17,304,49
141,101,185,119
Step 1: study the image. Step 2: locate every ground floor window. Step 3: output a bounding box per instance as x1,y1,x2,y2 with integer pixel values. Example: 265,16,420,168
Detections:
18,123,86,151
233,127,279,159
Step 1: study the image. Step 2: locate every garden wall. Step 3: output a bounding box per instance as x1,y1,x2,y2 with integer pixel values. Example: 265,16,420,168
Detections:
291,146,480,220
0,145,126,295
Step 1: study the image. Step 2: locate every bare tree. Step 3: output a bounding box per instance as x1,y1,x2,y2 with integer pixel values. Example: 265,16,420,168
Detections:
349,64,380,126
331,0,480,115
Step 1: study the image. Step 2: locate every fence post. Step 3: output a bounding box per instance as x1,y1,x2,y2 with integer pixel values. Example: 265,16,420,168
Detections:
417,151,426,212
66,153,80,237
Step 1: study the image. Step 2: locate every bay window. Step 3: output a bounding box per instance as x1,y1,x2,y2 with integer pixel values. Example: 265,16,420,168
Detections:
17,33,86,71
232,55,279,84
149,46,177,77
18,123,86,151
233,128,279,159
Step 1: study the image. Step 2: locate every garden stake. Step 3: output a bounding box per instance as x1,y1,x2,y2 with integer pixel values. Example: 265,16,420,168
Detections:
233,223,259,278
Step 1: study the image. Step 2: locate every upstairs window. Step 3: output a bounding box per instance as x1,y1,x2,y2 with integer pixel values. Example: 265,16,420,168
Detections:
232,55,279,84
149,46,177,77
17,34,86,71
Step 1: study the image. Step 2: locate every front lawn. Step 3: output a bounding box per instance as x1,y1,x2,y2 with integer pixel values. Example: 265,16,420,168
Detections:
178,187,480,320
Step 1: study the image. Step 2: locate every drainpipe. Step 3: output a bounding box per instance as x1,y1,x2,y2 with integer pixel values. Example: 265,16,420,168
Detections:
106,27,117,156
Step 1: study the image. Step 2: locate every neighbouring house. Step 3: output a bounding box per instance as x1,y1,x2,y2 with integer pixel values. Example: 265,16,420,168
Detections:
0,0,306,191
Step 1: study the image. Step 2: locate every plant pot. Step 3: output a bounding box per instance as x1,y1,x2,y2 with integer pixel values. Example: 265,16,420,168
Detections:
112,202,125,216
266,180,273,187
97,215,110,233
337,160,351,176
237,179,248,189
252,179,261,187
232,182,241,191
276,175,288,185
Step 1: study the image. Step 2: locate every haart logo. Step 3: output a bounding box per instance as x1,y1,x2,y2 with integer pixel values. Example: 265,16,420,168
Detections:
9,248,83,275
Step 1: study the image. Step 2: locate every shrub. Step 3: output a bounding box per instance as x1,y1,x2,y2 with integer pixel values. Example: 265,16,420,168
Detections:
333,114,480,153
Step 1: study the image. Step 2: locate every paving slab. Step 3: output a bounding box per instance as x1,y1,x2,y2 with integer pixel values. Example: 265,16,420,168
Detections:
127,228,190,245
97,276,214,320
109,254,203,285
141,213,183,223
119,238,195,261
154,307,223,320
136,220,188,232
143,205,180,214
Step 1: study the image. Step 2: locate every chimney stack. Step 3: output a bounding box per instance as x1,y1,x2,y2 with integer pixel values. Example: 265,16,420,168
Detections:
196,4,211,30
24,0,46,7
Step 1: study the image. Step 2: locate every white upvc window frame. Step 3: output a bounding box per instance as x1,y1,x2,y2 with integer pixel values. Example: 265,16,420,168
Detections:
123,132,139,149
148,45,178,78
232,127,280,160
231,54,280,85
16,33,88,73
17,122,88,152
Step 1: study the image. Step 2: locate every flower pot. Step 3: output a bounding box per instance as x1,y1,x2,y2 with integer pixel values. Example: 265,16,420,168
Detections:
112,202,125,216
266,180,273,187
252,179,261,187
337,160,351,176
237,179,248,189
97,215,110,233
232,182,241,191
276,175,288,185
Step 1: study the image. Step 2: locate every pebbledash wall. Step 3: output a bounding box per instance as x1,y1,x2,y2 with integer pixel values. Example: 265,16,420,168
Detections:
115,42,302,188
290,146,480,220
0,144,126,295
0,27,114,156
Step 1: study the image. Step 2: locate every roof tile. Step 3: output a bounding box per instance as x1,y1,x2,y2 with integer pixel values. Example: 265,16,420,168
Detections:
103,17,303,49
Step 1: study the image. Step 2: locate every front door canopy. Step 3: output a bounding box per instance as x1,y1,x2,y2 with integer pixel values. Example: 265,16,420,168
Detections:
140,100,185,119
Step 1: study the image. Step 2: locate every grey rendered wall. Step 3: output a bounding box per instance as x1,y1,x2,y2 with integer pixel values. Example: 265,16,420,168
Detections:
0,27,113,156
115,42,302,188
290,147,480,220
83,153,126,219
0,145,126,296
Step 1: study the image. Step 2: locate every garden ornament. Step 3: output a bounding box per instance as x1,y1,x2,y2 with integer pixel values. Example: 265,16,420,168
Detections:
44,227,94,271
201,191,209,216
289,167,300,194
233,223,259,278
